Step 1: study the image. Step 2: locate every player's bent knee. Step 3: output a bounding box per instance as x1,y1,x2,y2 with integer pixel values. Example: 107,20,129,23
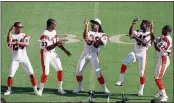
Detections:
76,72,82,76
58,68,63,71
96,71,101,78
30,74,34,77
122,60,129,65
8,73,15,78
139,73,144,77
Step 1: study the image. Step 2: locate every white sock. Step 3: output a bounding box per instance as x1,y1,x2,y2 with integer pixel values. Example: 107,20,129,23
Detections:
161,89,167,97
8,87,11,91
78,82,82,88
33,86,37,91
139,84,144,93
120,73,124,83
58,81,63,90
39,83,45,91
101,84,107,91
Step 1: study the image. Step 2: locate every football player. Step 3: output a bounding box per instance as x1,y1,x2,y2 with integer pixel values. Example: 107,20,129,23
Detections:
73,18,110,94
115,18,154,96
153,25,172,102
4,22,39,95
37,19,71,96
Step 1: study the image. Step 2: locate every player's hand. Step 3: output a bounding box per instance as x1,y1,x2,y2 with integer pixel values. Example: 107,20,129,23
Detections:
132,19,138,25
84,19,89,26
131,16,139,25
9,25,14,32
64,50,72,57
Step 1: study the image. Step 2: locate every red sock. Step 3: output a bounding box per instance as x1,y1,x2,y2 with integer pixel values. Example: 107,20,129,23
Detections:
40,74,47,83
97,75,105,84
120,64,127,74
140,76,146,85
76,75,83,82
30,74,37,86
7,77,13,87
155,79,164,90
57,71,63,81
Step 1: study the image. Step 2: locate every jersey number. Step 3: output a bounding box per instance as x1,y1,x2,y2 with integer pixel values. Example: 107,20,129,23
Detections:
137,35,146,46
86,36,100,48
12,39,24,50
41,42,48,47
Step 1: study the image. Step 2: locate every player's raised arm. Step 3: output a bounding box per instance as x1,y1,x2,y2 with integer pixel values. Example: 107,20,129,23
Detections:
7,25,14,43
128,18,138,37
150,20,155,43
83,19,89,39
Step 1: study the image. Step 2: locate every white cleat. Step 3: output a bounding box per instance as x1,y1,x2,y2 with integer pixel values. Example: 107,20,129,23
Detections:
104,88,111,94
37,89,43,96
73,87,83,93
4,90,12,95
138,91,143,96
33,89,40,96
154,92,162,98
160,96,168,102
58,89,66,94
115,81,123,86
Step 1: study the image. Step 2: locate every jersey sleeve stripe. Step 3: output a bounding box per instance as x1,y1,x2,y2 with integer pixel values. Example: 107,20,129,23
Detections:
162,37,170,50
40,35,50,40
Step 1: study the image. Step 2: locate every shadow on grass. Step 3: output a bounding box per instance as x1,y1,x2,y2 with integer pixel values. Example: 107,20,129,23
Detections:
1,85,152,101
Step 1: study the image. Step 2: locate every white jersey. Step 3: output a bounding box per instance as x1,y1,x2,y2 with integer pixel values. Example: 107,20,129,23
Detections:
83,31,108,53
40,30,58,52
132,30,151,53
8,33,30,60
157,35,172,56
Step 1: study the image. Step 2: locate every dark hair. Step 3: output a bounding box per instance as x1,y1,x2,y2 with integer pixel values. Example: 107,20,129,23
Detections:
98,25,104,33
142,20,151,27
47,19,56,27
14,22,21,27
163,25,172,33
90,20,104,33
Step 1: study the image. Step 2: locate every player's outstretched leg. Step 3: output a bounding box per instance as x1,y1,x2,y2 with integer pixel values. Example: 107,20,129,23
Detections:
116,52,136,86
37,74,48,96
57,71,66,94
4,77,13,95
97,73,110,94
155,79,168,102
73,74,83,93
29,74,39,95
138,76,146,96
116,64,127,86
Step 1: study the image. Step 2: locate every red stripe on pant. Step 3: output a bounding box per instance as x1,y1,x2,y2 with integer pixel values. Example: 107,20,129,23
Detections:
158,56,167,79
120,64,127,74
97,74,105,84
7,77,13,87
155,79,164,90
30,74,37,86
57,71,63,81
40,49,47,83
76,75,83,82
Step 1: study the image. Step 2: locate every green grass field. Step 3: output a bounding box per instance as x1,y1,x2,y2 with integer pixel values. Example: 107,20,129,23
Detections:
1,2,173,102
